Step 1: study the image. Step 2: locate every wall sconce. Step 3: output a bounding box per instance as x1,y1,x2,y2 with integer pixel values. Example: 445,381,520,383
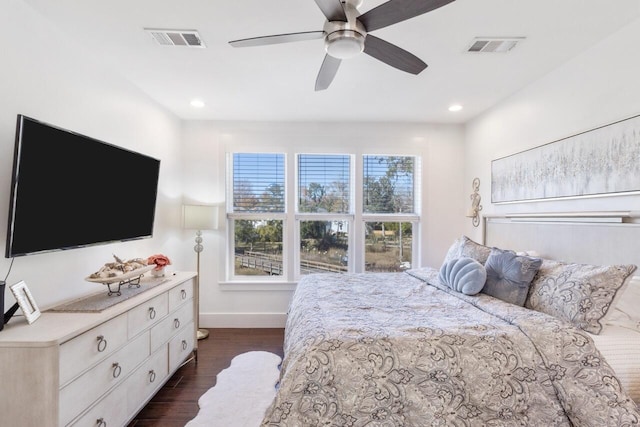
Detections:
466,178,482,227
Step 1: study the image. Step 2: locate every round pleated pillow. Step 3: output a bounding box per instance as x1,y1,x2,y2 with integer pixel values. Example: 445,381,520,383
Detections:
439,257,487,295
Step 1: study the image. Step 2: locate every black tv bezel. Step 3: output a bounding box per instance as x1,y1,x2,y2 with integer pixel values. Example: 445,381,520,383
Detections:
5,114,161,258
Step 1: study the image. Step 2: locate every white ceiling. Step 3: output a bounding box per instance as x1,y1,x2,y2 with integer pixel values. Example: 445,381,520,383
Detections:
23,0,640,123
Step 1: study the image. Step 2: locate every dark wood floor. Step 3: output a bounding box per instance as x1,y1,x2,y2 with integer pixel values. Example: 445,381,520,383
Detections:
128,328,285,427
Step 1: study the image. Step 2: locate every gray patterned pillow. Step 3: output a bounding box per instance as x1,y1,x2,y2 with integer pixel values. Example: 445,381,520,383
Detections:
525,260,637,334
442,236,492,266
482,248,542,306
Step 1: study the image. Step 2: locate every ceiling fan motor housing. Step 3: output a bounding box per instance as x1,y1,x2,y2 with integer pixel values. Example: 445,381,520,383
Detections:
323,3,367,59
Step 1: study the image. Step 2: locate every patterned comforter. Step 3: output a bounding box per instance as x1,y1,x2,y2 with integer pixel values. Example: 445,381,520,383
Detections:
261,270,640,426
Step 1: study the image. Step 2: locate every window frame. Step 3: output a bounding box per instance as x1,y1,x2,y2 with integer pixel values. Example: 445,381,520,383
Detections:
226,152,288,282
295,153,355,276
226,151,421,282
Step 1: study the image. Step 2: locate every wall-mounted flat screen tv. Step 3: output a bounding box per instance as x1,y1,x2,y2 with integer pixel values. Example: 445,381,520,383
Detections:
5,115,161,258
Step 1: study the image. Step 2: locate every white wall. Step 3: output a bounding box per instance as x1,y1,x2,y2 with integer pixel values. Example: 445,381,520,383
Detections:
0,0,184,311
182,121,466,327
464,16,640,243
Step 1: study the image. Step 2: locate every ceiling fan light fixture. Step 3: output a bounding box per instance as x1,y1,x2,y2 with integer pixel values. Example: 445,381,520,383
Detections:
325,31,365,59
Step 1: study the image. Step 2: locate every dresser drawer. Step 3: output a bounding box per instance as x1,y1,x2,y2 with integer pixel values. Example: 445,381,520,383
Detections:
59,332,150,426
150,302,194,353
168,279,194,311
126,347,169,416
69,384,129,427
127,292,168,339
169,322,195,372
59,313,128,386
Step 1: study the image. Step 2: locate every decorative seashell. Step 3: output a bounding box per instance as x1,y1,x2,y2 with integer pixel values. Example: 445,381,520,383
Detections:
438,257,487,295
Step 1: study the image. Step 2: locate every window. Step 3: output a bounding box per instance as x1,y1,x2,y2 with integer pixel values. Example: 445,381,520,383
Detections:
234,219,283,276
300,220,349,274
297,154,351,275
362,155,416,272
228,152,419,281
230,153,285,278
233,153,284,213
364,221,412,272
364,155,415,214
298,154,350,213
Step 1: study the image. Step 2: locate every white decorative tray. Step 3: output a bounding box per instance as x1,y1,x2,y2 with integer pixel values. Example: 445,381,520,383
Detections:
85,264,155,284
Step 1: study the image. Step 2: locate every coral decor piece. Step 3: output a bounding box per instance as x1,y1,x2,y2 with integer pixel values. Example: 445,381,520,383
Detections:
147,254,171,271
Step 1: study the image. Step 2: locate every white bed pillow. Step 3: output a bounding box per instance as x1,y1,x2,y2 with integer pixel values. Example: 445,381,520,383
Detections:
442,236,492,266
605,275,640,332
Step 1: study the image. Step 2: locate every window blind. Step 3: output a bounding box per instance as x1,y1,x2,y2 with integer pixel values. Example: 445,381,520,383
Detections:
298,154,350,213
233,153,285,212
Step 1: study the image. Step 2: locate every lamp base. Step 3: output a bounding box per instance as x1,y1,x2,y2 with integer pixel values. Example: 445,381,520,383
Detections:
197,328,210,340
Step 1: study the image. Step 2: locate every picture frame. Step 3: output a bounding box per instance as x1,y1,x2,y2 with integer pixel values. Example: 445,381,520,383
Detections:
10,280,41,324
491,114,640,203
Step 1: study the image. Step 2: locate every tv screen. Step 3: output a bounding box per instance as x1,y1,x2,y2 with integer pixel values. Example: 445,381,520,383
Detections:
5,115,161,258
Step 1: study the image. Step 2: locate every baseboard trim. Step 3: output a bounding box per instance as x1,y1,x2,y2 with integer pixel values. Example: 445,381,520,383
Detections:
200,313,287,328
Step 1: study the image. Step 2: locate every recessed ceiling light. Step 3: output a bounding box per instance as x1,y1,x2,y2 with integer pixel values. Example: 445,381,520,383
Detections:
448,104,463,112
190,99,205,108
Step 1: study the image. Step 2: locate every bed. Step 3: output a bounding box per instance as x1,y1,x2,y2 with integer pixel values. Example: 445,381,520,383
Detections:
261,213,640,426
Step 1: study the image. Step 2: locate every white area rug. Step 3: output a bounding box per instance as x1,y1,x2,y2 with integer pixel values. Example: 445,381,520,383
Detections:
185,351,282,427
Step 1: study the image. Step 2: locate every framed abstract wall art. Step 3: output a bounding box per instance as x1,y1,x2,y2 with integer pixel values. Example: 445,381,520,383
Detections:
491,114,640,203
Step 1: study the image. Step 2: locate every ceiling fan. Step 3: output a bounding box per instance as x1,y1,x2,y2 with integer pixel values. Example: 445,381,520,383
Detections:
229,0,456,91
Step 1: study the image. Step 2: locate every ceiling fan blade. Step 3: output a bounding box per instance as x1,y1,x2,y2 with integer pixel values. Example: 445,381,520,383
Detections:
315,54,342,91
363,34,427,74
358,0,455,32
314,0,348,22
229,31,324,48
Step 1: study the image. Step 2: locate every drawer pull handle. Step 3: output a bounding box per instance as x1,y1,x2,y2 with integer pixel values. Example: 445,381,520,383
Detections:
96,336,108,352
181,289,187,299
112,362,122,378
148,307,156,320
149,369,156,383
174,318,181,329
182,340,188,350
96,418,107,427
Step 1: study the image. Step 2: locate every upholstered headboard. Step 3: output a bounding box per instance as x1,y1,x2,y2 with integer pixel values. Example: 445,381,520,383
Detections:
483,212,640,269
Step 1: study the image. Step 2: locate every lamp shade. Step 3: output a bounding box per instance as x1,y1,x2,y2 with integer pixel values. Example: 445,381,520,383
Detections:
182,205,218,230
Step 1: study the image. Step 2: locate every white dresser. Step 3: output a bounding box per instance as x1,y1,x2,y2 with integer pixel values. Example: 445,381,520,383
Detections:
0,271,197,427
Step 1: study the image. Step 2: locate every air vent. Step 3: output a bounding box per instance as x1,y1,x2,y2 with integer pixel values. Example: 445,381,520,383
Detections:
467,37,524,53
145,29,206,48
